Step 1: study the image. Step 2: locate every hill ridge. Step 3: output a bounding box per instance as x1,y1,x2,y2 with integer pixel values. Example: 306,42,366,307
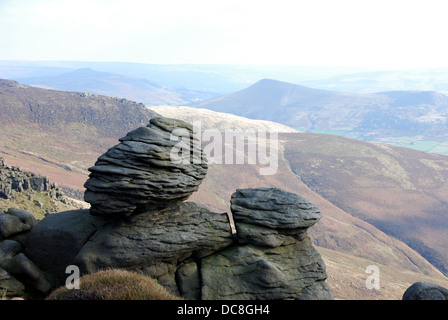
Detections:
192,78,448,146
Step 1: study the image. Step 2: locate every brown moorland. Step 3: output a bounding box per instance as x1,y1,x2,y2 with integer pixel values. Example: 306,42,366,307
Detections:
1,82,447,299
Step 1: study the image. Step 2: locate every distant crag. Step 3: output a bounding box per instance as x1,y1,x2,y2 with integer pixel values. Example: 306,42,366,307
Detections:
1,158,55,199
0,79,159,138
0,158,83,219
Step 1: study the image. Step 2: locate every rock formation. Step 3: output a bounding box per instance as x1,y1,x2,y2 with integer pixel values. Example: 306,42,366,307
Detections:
0,208,50,298
9,118,333,300
74,202,233,294
0,158,55,199
200,188,333,300
403,281,448,300
25,187,333,300
0,158,80,218
84,117,208,217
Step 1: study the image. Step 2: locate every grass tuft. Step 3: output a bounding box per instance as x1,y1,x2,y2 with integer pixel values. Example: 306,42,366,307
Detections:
45,269,183,300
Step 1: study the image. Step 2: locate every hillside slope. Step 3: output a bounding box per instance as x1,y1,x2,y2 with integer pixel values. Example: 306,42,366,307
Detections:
282,133,448,276
15,68,187,106
0,79,159,189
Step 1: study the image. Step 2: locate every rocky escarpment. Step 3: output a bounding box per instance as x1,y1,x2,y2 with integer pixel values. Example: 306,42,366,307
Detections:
5,117,333,300
84,117,207,217
0,158,84,220
0,158,55,200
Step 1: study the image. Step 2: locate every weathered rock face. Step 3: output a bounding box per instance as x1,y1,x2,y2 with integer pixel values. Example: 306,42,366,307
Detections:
231,188,322,247
200,188,333,300
0,208,50,297
0,208,37,240
84,117,208,217
18,117,332,300
403,281,448,300
24,209,108,286
0,158,54,199
25,188,333,300
74,202,233,294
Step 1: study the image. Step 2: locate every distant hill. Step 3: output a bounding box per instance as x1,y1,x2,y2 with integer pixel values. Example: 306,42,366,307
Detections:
0,79,159,190
192,79,448,150
0,79,158,136
300,68,448,95
14,68,187,106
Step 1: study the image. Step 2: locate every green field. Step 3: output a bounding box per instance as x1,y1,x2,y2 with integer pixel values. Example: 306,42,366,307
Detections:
295,128,448,156
380,138,448,155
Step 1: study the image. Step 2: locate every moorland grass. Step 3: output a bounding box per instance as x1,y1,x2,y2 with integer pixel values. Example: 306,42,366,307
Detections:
46,269,183,300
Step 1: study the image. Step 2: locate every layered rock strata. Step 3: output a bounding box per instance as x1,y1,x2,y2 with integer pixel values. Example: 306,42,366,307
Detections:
200,188,333,300
84,117,208,217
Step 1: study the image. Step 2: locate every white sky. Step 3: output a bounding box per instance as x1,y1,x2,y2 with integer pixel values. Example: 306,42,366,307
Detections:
1,0,448,69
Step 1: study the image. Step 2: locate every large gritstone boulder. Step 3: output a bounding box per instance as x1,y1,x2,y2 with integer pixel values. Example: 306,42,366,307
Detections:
200,188,334,300
84,117,208,217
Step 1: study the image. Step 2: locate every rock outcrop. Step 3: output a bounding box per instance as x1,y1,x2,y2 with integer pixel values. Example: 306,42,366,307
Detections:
0,158,55,199
0,208,50,298
15,118,333,300
0,208,37,240
24,209,108,286
25,188,332,300
0,158,81,218
200,188,333,300
403,281,448,300
84,117,208,217
74,202,233,294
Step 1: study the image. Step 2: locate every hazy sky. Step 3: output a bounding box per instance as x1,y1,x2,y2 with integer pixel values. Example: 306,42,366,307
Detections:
1,0,448,69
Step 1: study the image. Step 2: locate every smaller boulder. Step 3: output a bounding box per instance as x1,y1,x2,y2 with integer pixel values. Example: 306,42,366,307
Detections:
5,253,51,294
6,208,37,229
201,187,333,300
0,208,36,239
0,240,22,269
403,281,448,300
231,188,322,230
231,188,322,247
0,267,25,298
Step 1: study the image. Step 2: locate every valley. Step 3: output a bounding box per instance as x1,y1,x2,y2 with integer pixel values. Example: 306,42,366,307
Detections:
1,77,448,299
